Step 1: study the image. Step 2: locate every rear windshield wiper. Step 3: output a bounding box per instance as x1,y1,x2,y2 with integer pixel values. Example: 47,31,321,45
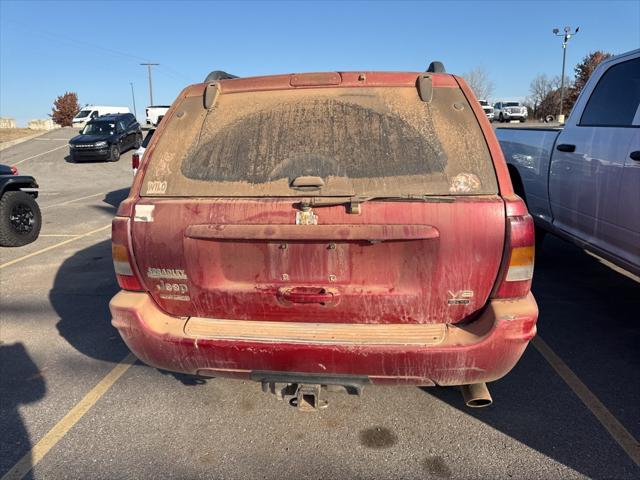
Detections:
300,194,455,214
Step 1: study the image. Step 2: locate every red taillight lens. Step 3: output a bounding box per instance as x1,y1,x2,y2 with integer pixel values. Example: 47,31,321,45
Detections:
492,200,535,299
132,153,140,170
112,217,144,291
11,166,18,175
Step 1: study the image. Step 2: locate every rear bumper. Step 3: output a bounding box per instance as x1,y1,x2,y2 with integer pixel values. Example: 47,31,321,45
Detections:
110,291,538,386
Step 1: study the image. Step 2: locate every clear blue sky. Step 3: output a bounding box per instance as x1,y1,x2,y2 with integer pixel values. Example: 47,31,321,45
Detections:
1,0,638,126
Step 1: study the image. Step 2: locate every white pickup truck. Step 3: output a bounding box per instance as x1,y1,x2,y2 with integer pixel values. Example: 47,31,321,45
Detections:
145,105,170,127
496,48,640,275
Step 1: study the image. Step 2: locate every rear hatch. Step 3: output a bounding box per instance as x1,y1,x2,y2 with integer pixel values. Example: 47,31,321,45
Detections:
131,74,505,325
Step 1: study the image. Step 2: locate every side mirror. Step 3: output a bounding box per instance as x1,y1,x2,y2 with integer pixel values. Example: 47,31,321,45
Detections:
79,130,84,134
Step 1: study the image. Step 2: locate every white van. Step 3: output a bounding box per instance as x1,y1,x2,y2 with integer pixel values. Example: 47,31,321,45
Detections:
72,106,130,128
145,105,170,126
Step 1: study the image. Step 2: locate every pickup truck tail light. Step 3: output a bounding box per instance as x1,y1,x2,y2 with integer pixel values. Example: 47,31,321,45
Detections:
492,197,535,299
132,153,140,170
112,217,144,291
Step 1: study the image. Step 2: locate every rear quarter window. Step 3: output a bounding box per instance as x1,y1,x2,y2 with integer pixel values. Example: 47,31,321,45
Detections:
142,82,497,197
579,58,640,127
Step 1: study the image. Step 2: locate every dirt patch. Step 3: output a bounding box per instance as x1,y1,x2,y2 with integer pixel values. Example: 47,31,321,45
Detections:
422,456,452,478
358,426,398,449
0,128,35,144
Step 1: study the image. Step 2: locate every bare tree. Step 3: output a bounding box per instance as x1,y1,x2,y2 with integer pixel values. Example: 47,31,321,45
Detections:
528,74,571,118
529,74,553,114
462,66,495,100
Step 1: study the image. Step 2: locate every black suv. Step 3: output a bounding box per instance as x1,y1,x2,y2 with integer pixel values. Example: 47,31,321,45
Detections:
69,113,142,162
0,164,41,247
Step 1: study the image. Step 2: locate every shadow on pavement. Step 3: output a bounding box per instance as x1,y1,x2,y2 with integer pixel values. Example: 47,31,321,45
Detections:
50,188,131,363
0,343,46,479
90,188,131,216
50,238,129,363
422,235,640,479
103,188,130,210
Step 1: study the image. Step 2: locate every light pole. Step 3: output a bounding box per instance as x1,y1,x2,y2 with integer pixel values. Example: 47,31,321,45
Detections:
553,26,579,122
140,63,159,106
129,82,137,119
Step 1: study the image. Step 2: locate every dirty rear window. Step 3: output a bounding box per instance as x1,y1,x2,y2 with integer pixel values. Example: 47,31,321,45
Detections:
142,85,497,197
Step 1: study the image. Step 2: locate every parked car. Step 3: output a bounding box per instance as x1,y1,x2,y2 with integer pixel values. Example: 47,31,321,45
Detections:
72,105,130,128
479,100,494,121
145,106,170,127
497,48,640,276
131,129,155,174
69,113,142,162
0,164,41,247
494,101,528,123
110,65,538,410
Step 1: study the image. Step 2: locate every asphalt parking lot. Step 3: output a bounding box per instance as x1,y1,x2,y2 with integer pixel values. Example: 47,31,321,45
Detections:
1,129,639,479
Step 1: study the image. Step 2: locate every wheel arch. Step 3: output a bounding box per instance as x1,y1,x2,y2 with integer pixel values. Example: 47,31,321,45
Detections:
506,164,527,205
0,178,39,198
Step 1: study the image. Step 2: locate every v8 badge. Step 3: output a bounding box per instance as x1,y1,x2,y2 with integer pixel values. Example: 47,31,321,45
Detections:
447,290,474,305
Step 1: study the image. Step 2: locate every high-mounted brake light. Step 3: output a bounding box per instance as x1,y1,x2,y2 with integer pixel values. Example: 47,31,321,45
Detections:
492,197,535,299
112,217,144,291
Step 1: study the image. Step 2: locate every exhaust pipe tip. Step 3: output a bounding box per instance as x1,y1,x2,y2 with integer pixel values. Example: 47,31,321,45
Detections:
461,383,493,408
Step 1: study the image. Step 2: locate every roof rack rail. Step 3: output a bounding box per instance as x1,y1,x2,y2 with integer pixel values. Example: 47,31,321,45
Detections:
426,61,445,73
204,71,238,82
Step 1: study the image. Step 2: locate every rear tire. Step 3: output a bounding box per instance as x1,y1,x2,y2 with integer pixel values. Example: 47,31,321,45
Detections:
133,134,142,149
0,191,42,247
499,113,504,122
109,144,120,162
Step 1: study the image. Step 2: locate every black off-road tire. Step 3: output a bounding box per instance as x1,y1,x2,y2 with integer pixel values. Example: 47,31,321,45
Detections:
0,191,42,247
109,144,120,162
133,134,142,149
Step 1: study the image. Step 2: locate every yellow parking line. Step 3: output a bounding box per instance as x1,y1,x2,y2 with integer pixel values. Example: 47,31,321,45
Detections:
38,234,80,237
1,353,136,480
533,336,640,466
11,144,68,166
0,225,110,269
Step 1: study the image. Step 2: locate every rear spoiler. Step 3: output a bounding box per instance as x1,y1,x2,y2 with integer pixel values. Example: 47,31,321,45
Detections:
204,70,238,82
203,71,239,109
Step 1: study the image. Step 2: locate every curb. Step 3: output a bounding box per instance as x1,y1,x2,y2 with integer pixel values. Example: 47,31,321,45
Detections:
0,130,54,152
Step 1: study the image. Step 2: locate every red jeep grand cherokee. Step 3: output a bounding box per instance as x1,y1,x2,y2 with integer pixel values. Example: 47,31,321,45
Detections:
110,67,538,409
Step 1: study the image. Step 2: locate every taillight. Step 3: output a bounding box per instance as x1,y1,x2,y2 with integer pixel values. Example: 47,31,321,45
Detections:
112,217,144,291
132,153,140,170
11,166,18,175
492,198,535,299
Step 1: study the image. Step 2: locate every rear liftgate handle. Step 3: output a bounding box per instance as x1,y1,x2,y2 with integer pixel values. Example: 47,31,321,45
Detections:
277,287,338,306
